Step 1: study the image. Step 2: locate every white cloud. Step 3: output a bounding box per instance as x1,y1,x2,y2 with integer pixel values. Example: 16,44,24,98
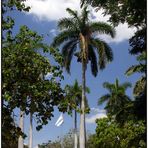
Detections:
97,23,137,43
86,108,107,124
91,107,106,113
86,114,107,124
24,0,136,43
49,29,58,36
24,0,81,21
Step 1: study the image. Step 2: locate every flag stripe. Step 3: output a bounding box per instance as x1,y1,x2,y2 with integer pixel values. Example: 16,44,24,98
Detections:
56,119,64,127
55,113,64,127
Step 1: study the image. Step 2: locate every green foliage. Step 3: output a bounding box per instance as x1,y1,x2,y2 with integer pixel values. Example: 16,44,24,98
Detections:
93,118,146,148
2,25,66,131
80,0,146,27
2,8,66,140
129,27,146,55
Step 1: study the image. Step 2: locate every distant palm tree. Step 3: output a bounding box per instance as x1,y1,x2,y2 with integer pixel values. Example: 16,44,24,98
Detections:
98,79,132,116
65,80,90,148
51,6,115,148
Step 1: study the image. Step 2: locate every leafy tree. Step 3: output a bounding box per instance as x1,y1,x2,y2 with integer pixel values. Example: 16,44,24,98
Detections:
93,117,146,148
2,24,66,147
98,79,132,116
2,1,30,147
80,0,146,27
51,6,115,148
2,24,64,127
2,1,67,147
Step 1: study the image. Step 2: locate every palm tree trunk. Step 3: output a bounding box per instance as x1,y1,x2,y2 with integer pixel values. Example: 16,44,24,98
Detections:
74,110,78,148
29,113,33,148
79,58,86,148
18,110,24,148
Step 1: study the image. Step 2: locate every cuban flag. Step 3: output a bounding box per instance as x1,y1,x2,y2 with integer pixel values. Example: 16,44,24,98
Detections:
55,113,64,127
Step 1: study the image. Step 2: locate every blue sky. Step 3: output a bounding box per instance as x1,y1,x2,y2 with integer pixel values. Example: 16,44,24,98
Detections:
9,0,141,147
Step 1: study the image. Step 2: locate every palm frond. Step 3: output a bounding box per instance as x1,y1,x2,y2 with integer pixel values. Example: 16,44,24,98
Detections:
90,38,106,69
62,40,77,73
66,8,80,22
58,18,76,30
81,6,89,25
121,82,132,90
137,51,146,62
62,39,77,58
125,64,146,76
98,94,110,105
51,30,78,47
101,41,113,62
73,79,79,90
89,22,115,38
133,76,146,97
80,0,86,7
103,82,114,92
88,44,98,77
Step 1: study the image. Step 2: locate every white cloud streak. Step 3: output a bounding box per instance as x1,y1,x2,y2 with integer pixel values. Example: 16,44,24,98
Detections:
24,0,136,43
86,108,107,124
97,23,137,43
49,29,58,36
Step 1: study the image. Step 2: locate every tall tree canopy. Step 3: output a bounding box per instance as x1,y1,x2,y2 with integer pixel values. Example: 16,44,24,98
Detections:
51,6,115,76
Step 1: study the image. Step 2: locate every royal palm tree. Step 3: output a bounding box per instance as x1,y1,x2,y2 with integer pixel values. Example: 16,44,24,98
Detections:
98,79,132,116
65,80,90,148
51,6,115,148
